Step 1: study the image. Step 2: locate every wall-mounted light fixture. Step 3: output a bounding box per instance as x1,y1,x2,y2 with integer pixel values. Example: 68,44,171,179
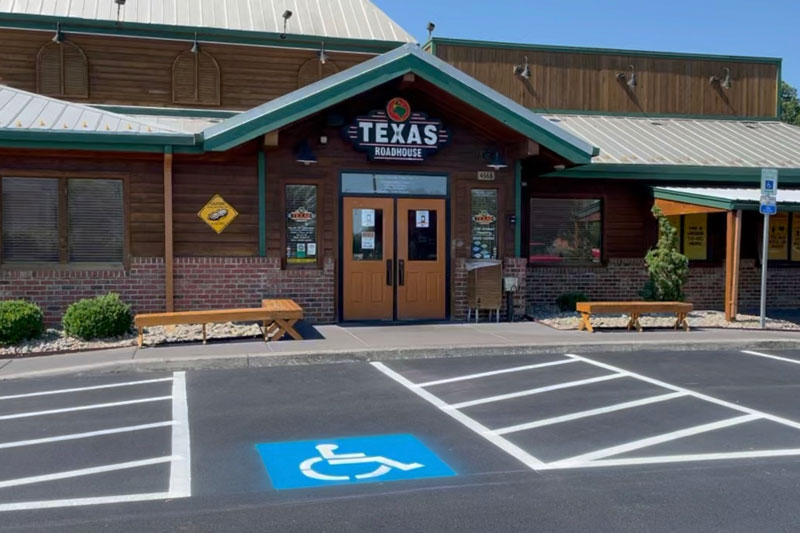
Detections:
52,22,63,43
190,33,199,54
710,67,733,90
318,42,328,65
280,10,293,39
483,148,508,170
295,141,318,166
617,65,637,89
114,0,126,23
513,56,531,80
427,22,436,41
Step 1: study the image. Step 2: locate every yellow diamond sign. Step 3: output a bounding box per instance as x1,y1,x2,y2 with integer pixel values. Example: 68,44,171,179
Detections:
198,194,239,234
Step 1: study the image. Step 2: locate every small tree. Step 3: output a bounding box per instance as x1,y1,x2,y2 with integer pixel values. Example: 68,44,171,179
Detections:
640,206,689,301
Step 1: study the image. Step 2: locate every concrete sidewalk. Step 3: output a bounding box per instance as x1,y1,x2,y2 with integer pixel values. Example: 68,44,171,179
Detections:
1,321,799,380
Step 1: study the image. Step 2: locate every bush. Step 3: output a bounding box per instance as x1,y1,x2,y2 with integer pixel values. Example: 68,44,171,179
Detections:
640,206,689,301
556,291,590,312
0,300,44,345
62,293,132,340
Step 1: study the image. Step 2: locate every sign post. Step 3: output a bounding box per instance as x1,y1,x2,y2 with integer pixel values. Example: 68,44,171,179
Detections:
759,169,779,329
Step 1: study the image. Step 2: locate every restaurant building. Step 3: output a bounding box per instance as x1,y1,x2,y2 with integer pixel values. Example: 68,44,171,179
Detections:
0,2,799,324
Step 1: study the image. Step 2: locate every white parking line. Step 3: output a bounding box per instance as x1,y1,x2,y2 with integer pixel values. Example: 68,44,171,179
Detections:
545,449,800,470
0,457,176,489
168,371,192,498
0,493,174,513
741,350,800,366
492,392,687,435
417,359,577,387
0,396,172,421
552,414,761,466
371,362,547,470
566,354,800,432
0,377,174,401
0,421,175,450
449,374,625,410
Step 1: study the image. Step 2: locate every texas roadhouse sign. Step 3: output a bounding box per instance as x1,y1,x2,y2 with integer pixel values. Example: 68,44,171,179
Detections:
345,98,449,162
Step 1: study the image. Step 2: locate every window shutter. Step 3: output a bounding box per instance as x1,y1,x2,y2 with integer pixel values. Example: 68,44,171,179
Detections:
297,58,339,88
197,52,221,105
68,179,124,263
36,42,62,96
62,42,89,98
2,177,60,263
172,52,197,104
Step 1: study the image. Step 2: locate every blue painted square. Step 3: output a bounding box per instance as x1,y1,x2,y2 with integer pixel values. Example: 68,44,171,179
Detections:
256,434,456,490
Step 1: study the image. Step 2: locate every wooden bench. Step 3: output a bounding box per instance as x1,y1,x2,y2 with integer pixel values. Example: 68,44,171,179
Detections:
575,301,693,333
134,299,304,347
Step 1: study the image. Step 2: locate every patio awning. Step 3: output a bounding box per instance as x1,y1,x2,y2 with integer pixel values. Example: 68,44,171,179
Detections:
653,186,800,212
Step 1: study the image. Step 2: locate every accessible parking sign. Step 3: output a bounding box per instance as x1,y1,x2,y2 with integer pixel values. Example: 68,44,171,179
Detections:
256,434,455,490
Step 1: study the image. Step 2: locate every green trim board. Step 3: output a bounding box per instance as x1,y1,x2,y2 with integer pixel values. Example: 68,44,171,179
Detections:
653,187,800,212
543,164,800,183
92,105,241,119
0,129,196,146
258,151,267,258
0,14,406,55
202,44,599,163
429,37,783,65
514,160,522,257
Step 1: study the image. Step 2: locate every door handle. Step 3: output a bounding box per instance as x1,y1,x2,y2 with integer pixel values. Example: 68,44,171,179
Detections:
398,259,405,286
386,259,393,286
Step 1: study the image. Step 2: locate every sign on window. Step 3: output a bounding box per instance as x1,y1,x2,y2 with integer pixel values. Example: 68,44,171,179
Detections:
286,185,318,265
682,214,707,261
769,212,789,260
471,189,498,259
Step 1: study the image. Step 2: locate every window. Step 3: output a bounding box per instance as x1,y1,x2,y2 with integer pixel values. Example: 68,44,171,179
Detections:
529,198,602,264
667,214,709,261
470,189,498,259
172,49,221,105
407,210,438,261
36,41,89,98
2,177,124,264
341,173,447,196
285,185,318,265
352,208,384,261
762,212,800,263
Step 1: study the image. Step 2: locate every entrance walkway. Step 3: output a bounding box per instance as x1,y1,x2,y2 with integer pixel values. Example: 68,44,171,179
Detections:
1,322,798,380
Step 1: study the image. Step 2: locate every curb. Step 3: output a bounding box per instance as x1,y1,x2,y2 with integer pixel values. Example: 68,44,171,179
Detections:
2,337,799,380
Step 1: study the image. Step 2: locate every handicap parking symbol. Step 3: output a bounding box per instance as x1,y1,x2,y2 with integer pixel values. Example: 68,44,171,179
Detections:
256,434,456,490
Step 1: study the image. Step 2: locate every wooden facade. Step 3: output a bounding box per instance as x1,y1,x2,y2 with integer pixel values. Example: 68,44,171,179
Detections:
431,40,780,118
0,28,368,109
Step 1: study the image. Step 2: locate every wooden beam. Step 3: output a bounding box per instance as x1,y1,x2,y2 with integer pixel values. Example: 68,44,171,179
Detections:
731,209,743,319
164,147,174,313
263,130,279,148
724,210,735,321
655,198,726,217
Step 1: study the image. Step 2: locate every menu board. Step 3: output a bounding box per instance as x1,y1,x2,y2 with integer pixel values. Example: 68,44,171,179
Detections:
768,212,789,261
286,185,317,264
470,189,498,259
682,214,707,261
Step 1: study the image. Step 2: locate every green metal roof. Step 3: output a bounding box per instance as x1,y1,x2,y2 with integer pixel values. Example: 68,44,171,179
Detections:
202,44,600,163
0,84,196,149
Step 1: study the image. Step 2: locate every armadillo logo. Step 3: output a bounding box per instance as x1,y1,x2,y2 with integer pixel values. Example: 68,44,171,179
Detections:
344,98,449,162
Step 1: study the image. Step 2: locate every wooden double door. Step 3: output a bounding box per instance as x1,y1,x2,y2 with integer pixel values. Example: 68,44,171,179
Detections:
343,197,446,321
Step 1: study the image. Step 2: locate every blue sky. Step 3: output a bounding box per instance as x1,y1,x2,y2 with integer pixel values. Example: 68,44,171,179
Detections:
375,0,799,87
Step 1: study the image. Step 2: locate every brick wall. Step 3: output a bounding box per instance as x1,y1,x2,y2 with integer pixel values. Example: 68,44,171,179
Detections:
1,256,336,325
526,258,800,311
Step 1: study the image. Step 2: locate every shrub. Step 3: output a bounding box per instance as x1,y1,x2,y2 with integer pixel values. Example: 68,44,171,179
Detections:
0,300,44,345
556,291,590,312
62,293,132,340
640,206,689,301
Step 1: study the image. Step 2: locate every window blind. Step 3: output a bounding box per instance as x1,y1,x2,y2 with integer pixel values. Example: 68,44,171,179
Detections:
68,179,124,263
2,177,60,263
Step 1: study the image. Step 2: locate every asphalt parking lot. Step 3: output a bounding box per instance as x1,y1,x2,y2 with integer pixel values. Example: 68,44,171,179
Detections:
4,348,800,531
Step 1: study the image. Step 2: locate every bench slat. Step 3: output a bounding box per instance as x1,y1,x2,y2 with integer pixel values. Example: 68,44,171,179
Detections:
576,302,693,314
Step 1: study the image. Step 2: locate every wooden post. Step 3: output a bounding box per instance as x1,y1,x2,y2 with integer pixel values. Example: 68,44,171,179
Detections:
731,209,743,319
724,210,735,321
164,147,174,313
